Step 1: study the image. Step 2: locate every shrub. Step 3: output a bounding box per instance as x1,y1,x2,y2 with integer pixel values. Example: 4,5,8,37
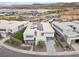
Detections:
37,40,45,48
5,38,22,48
13,29,25,41
65,45,69,48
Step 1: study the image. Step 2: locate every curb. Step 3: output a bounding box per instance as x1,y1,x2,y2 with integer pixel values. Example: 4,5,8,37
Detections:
3,44,49,56
2,44,79,56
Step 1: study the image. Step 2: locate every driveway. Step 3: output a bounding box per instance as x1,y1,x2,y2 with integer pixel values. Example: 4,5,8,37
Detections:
46,37,56,54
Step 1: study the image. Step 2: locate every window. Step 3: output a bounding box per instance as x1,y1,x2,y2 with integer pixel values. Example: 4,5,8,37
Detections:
26,35,33,38
18,24,24,29
35,31,37,36
44,32,53,34
41,33,44,36
0,29,6,31
10,29,12,32
75,39,79,43
25,40,35,45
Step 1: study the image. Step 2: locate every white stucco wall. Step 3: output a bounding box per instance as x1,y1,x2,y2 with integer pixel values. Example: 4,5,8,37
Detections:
35,36,46,45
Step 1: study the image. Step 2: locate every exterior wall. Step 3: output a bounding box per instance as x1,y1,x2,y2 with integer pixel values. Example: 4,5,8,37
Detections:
53,25,79,45
67,37,79,45
44,33,54,37
10,27,19,33
24,40,35,45
10,24,26,33
67,38,72,45
23,33,35,44
1,33,7,37
24,36,34,41
35,36,46,45
70,40,75,45
23,32,34,41
53,25,68,42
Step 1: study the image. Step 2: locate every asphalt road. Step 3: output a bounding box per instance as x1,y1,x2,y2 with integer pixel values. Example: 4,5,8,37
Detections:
0,47,41,57
0,47,79,57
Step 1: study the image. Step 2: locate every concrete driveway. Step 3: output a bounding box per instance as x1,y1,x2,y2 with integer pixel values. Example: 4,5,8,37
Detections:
46,37,56,54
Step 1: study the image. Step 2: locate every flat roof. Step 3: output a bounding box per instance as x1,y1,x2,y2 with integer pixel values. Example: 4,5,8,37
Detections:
24,28,35,36
41,22,54,32
0,20,27,30
53,21,72,31
37,23,43,31
24,22,54,36
53,21,79,38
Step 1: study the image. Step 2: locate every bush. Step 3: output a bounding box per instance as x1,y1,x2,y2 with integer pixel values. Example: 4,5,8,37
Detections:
65,45,71,51
5,39,22,48
37,40,45,48
13,29,25,41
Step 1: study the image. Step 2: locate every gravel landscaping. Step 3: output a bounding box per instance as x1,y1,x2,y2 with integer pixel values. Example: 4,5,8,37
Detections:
54,43,64,52
5,38,32,51
33,45,47,52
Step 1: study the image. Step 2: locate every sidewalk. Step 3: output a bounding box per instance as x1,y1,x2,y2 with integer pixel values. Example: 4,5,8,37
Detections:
2,44,48,56
2,43,79,56
0,36,10,45
1,36,79,56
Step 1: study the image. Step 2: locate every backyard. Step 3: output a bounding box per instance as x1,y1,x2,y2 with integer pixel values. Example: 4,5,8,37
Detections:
55,34,75,51
12,29,25,41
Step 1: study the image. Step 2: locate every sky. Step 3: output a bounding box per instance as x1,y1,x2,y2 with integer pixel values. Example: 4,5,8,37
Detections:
0,0,78,5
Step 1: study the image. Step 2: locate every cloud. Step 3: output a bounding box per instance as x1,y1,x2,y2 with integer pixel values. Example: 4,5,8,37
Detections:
0,0,78,3
0,0,52,2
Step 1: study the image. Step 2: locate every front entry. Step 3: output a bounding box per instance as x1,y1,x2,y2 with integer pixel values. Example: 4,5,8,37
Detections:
75,39,79,43
0,34,2,38
25,40,35,45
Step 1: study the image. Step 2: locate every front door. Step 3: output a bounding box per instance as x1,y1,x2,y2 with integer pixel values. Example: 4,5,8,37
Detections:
25,40,35,45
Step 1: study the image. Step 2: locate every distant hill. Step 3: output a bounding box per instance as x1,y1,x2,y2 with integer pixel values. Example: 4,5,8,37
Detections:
0,2,79,9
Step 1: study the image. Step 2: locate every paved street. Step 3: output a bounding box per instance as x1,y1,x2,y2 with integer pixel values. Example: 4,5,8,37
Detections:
0,47,40,57
0,47,79,57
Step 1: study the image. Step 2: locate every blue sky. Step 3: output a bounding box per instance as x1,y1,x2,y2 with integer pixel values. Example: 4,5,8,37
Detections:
0,0,78,5
0,2,53,5
0,2,34,5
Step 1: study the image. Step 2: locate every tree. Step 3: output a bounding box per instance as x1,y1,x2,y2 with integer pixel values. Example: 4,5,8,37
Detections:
37,40,45,48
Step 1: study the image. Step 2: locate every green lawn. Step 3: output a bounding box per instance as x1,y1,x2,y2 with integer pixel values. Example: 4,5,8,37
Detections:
14,29,25,41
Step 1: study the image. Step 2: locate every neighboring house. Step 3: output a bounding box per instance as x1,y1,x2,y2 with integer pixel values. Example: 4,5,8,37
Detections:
23,22,55,45
48,14,61,22
0,20,28,38
53,21,79,45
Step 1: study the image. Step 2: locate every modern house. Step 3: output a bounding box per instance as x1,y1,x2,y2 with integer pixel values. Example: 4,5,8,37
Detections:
0,20,28,38
48,14,61,23
53,21,79,45
23,22,54,45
